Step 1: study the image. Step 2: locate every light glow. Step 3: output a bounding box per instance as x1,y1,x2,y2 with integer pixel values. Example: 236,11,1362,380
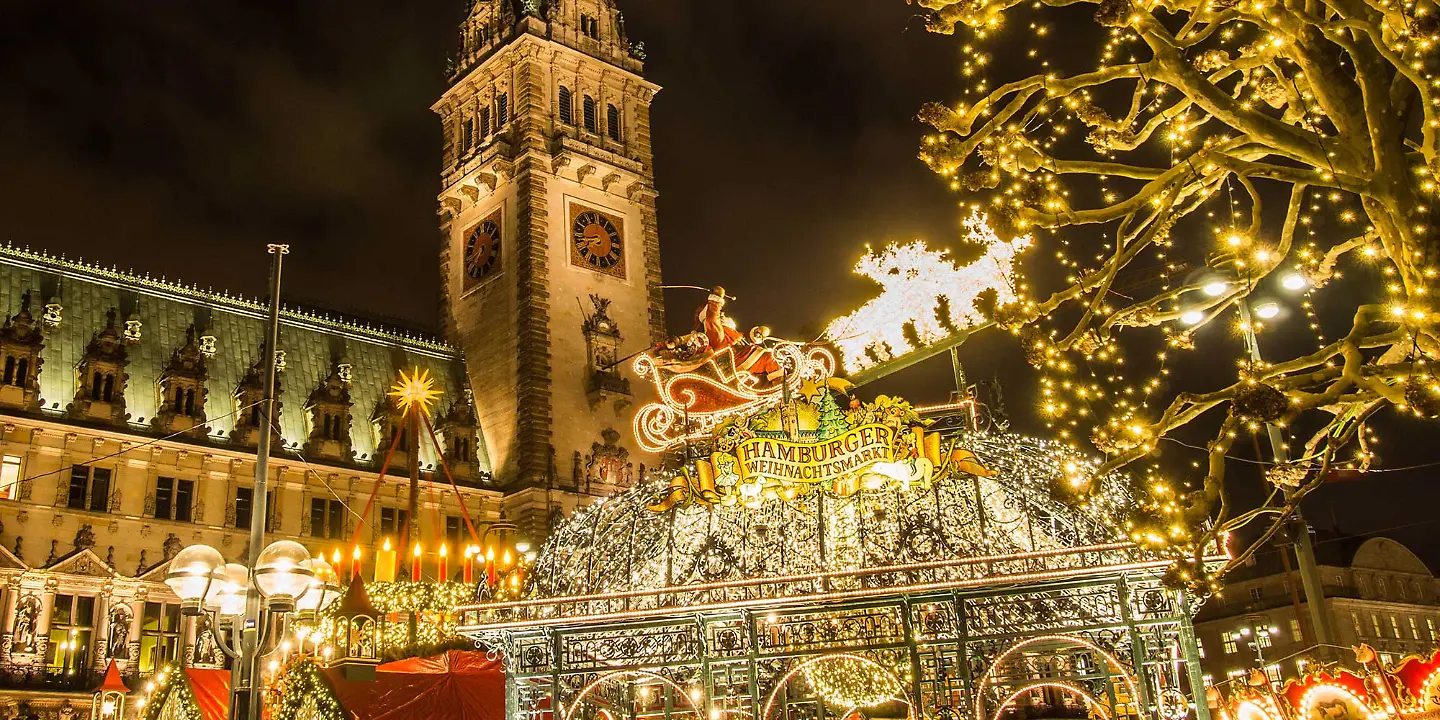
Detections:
824,212,1032,373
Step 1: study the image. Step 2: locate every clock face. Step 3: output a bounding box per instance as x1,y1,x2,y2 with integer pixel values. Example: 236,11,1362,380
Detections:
463,211,502,285
570,206,625,278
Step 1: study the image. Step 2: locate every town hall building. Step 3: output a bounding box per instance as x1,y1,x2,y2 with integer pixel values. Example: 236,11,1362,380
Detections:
0,0,663,714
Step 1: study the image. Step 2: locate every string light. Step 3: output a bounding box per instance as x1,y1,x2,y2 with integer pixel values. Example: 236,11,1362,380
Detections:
909,0,1440,592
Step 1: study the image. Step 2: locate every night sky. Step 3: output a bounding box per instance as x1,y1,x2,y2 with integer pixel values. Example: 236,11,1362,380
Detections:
2,1,1436,561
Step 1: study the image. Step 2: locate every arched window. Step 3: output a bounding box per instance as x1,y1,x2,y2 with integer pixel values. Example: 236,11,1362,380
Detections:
558,86,574,125
606,104,621,141
497,93,509,127
2,357,13,385
583,96,597,133
91,372,103,401
184,388,195,416
174,386,185,412
14,358,26,386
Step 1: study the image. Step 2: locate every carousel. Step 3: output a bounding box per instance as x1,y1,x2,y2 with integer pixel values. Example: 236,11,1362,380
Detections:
456,315,1227,720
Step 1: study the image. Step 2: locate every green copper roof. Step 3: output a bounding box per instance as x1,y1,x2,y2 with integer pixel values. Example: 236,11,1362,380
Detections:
0,243,489,473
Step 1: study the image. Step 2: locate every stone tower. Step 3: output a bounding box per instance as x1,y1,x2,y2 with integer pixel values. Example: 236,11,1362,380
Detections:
434,0,664,537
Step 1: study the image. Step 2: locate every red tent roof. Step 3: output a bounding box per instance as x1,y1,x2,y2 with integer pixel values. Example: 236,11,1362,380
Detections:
326,650,504,720
96,661,129,694
185,668,232,720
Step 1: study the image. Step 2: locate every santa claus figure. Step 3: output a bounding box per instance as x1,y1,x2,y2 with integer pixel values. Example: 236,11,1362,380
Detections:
696,287,782,383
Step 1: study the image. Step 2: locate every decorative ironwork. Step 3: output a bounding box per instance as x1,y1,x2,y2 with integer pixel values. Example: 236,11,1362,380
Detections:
461,420,1223,720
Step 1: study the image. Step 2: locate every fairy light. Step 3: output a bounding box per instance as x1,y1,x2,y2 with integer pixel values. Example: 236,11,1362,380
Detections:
910,0,1440,594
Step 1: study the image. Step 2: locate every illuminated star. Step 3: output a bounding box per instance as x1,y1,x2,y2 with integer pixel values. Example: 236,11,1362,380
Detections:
388,367,442,417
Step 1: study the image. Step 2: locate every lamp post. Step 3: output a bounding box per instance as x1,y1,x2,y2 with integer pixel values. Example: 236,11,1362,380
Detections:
1181,269,1336,653
1234,297,1337,653
1239,617,1279,667
164,540,342,720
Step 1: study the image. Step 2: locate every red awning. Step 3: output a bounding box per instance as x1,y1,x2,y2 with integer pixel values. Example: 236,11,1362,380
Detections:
327,650,505,720
185,668,233,720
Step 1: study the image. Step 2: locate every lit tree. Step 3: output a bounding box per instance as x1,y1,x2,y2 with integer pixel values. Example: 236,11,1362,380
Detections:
815,390,849,440
905,0,1440,589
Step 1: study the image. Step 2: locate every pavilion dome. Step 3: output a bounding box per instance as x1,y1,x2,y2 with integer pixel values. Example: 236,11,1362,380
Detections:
526,430,1147,603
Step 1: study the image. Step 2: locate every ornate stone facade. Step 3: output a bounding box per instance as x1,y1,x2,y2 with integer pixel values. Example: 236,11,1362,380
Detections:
435,0,661,538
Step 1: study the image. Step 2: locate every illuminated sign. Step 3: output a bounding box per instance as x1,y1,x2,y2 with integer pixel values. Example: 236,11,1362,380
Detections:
735,424,896,485
648,392,994,512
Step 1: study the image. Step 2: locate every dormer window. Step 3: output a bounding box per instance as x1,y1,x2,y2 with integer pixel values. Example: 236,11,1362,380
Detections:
3,357,29,388
0,292,44,412
231,345,282,448
173,387,197,416
305,363,354,462
89,371,116,402
580,14,600,39
437,397,483,481
70,308,128,424
155,326,208,437
371,394,411,472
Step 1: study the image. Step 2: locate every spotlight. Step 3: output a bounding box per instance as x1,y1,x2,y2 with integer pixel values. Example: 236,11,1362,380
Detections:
1254,302,1281,319
1280,271,1307,291
1181,310,1204,325
1203,281,1228,297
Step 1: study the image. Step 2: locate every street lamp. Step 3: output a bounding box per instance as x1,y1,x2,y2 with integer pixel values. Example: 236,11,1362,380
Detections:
1176,268,1338,653
163,540,341,718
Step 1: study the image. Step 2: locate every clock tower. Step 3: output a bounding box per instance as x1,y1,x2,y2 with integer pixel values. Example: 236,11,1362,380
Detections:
433,0,664,538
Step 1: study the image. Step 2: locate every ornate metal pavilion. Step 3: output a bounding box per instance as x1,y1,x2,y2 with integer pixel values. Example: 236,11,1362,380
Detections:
457,412,1225,720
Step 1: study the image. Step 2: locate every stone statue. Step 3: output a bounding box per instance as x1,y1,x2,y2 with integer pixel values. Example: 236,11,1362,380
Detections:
162,533,181,561
191,616,220,666
73,524,96,552
12,597,38,652
135,550,147,576
107,605,131,657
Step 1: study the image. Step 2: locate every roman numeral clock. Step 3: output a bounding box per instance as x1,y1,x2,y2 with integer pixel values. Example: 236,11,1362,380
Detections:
463,208,502,289
569,204,625,279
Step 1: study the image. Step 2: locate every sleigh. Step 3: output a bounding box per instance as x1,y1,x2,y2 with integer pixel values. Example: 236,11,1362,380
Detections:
630,335,835,452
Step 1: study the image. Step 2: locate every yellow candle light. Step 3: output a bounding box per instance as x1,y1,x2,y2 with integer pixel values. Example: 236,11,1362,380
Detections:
375,538,396,583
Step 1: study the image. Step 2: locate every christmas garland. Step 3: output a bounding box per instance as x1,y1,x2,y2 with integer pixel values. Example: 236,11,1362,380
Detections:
270,657,349,720
312,581,475,655
139,665,203,720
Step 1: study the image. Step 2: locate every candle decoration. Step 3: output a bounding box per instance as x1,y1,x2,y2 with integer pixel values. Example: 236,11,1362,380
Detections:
374,538,396,583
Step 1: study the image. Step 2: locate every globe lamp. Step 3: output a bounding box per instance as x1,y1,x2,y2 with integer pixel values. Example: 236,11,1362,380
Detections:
165,545,224,615
211,563,250,617
253,540,313,611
